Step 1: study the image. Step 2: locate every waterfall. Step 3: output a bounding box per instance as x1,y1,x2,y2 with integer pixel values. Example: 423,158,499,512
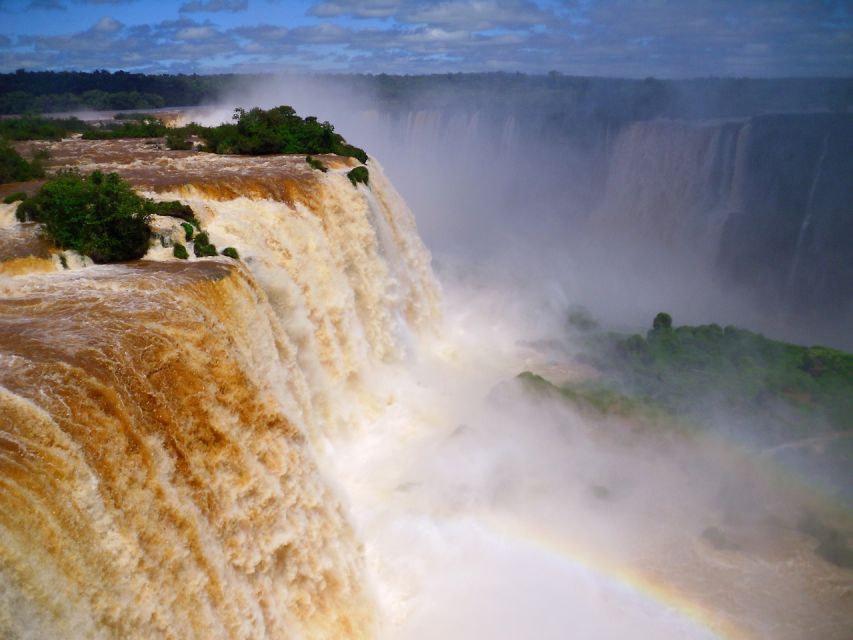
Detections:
0,152,440,639
783,131,830,307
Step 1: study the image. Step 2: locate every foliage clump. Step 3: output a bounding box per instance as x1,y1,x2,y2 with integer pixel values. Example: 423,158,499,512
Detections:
0,107,369,166
180,222,194,241
0,116,90,140
17,170,151,262
3,191,27,204
150,200,194,221
306,155,328,172
82,118,168,140
652,312,673,331
347,166,369,187
0,142,47,183
570,312,853,436
221,246,239,260
172,242,189,260
166,130,193,150
193,231,217,257
200,106,368,162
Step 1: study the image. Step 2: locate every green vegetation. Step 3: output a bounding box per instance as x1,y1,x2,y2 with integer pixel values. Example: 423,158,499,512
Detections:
548,313,853,440
172,242,189,260
0,106,368,165
17,170,151,262
0,69,232,114
306,155,328,172
3,71,850,121
165,130,193,150
0,142,46,183
193,231,217,257
81,118,168,140
0,114,170,141
0,115,90,140
150,200,194,221
0,114,168,142
8,167,233,264
3,191,27,204
347,166,369,187
652,311,672,330
517,371,680,430
200,106,368,162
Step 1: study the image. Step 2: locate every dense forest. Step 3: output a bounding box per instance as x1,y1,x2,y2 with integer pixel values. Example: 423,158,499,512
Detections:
2,69,851,119
0,70,241,114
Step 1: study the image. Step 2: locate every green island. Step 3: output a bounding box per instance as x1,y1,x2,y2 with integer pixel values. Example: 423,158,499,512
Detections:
519,310,853,570
519,311,853,507
523,311,853,437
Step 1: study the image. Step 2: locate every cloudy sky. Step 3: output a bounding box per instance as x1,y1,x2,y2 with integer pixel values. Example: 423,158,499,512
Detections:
0,0,851,77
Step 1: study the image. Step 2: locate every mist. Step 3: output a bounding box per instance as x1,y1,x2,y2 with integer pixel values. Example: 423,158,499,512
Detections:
186,73,853,350
173,73,853,638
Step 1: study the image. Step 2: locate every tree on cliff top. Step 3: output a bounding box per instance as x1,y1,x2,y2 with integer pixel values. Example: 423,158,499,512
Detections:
201,106,368,162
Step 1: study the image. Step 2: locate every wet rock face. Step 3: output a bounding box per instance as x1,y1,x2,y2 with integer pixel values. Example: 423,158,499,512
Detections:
714,114,853,334
593,113,853,346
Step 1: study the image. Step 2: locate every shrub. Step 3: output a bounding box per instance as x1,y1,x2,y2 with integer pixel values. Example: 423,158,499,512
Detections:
0,116,89,140
306,155,328,172
166,130,193,151
150,200,194,221
336,143,368,164
193,231,217,257
81,119,168,140
0,142,45,183
173,242,189,260
181,222,194,241
652,312,673,331
347,166,369,187
221,246,239,260
28,148,49,178
3,191,27,204
21,170,151,262
15,198,39,221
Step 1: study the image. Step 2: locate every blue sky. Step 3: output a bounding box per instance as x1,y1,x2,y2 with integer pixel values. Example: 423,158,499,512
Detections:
0,0,851,76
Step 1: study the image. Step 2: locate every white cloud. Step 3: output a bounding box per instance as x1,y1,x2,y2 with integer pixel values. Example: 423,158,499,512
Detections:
175,25,217,40
92,16,123,33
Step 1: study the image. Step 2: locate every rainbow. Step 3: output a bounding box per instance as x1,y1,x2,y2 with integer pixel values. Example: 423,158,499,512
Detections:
482,513,749,640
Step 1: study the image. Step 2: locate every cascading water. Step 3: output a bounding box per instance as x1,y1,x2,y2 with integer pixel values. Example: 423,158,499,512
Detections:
0,261,372,639
1,137,851,640
0,145,439,639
